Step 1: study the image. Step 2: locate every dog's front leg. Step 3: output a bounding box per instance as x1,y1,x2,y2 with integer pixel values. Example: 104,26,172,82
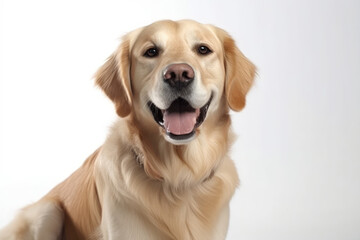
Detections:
0,200,64,240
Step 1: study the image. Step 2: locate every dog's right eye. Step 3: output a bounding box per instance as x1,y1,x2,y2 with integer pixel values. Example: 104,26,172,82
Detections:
144,47,159,58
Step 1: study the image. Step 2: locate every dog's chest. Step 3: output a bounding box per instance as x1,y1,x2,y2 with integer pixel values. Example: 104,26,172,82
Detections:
100,189,229,240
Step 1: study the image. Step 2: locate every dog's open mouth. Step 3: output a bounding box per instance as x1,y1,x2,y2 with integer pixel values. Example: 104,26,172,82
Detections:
148,96,212,141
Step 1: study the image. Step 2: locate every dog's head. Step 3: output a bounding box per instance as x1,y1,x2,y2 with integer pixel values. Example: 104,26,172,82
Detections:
96,20,255,145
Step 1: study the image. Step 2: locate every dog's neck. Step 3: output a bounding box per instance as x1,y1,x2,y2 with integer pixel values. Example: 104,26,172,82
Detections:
131,147,216,183
127,113,232,189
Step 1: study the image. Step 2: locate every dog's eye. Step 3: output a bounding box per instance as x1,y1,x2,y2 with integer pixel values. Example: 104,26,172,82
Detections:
144,47,159,58
197,45,212,55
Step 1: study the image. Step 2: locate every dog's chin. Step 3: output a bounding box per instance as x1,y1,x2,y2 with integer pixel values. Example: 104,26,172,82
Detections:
148,95,212,145
164,132,196,145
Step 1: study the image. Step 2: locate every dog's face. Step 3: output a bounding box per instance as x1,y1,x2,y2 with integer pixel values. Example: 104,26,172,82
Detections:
96,20,255,145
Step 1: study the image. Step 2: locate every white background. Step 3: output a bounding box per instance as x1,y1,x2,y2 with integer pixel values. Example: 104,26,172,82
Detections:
1,0,359,239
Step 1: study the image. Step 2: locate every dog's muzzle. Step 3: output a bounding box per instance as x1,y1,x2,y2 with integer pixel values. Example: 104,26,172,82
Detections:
147,63,212,143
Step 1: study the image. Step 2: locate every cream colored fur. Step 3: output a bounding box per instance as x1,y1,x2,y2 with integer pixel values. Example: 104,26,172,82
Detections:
0,20,255,240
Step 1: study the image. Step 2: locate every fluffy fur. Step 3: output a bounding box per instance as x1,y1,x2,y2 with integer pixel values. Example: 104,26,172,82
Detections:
0,20,255,240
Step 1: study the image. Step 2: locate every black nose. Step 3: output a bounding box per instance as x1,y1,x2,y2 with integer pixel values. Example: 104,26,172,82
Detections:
163,63,194,89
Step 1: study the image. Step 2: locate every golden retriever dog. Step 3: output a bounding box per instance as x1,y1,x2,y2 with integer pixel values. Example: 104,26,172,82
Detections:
0,20,255,240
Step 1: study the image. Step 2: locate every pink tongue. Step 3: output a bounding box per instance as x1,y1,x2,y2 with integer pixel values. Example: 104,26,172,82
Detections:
163,110,199,135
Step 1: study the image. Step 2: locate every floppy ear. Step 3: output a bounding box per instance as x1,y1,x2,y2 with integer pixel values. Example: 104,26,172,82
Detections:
222,32,256,111
95,39,132,117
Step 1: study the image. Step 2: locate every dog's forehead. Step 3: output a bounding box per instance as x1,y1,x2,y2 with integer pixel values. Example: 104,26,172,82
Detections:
135,20,218,47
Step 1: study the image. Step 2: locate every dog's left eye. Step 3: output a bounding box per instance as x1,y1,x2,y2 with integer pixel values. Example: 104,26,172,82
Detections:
144,47,159,58
197,45,212,55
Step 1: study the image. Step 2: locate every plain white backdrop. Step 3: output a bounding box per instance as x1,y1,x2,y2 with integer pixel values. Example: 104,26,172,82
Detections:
1,0,360,239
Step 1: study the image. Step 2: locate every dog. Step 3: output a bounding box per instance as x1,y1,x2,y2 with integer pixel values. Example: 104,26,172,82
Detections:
0,19,255,240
